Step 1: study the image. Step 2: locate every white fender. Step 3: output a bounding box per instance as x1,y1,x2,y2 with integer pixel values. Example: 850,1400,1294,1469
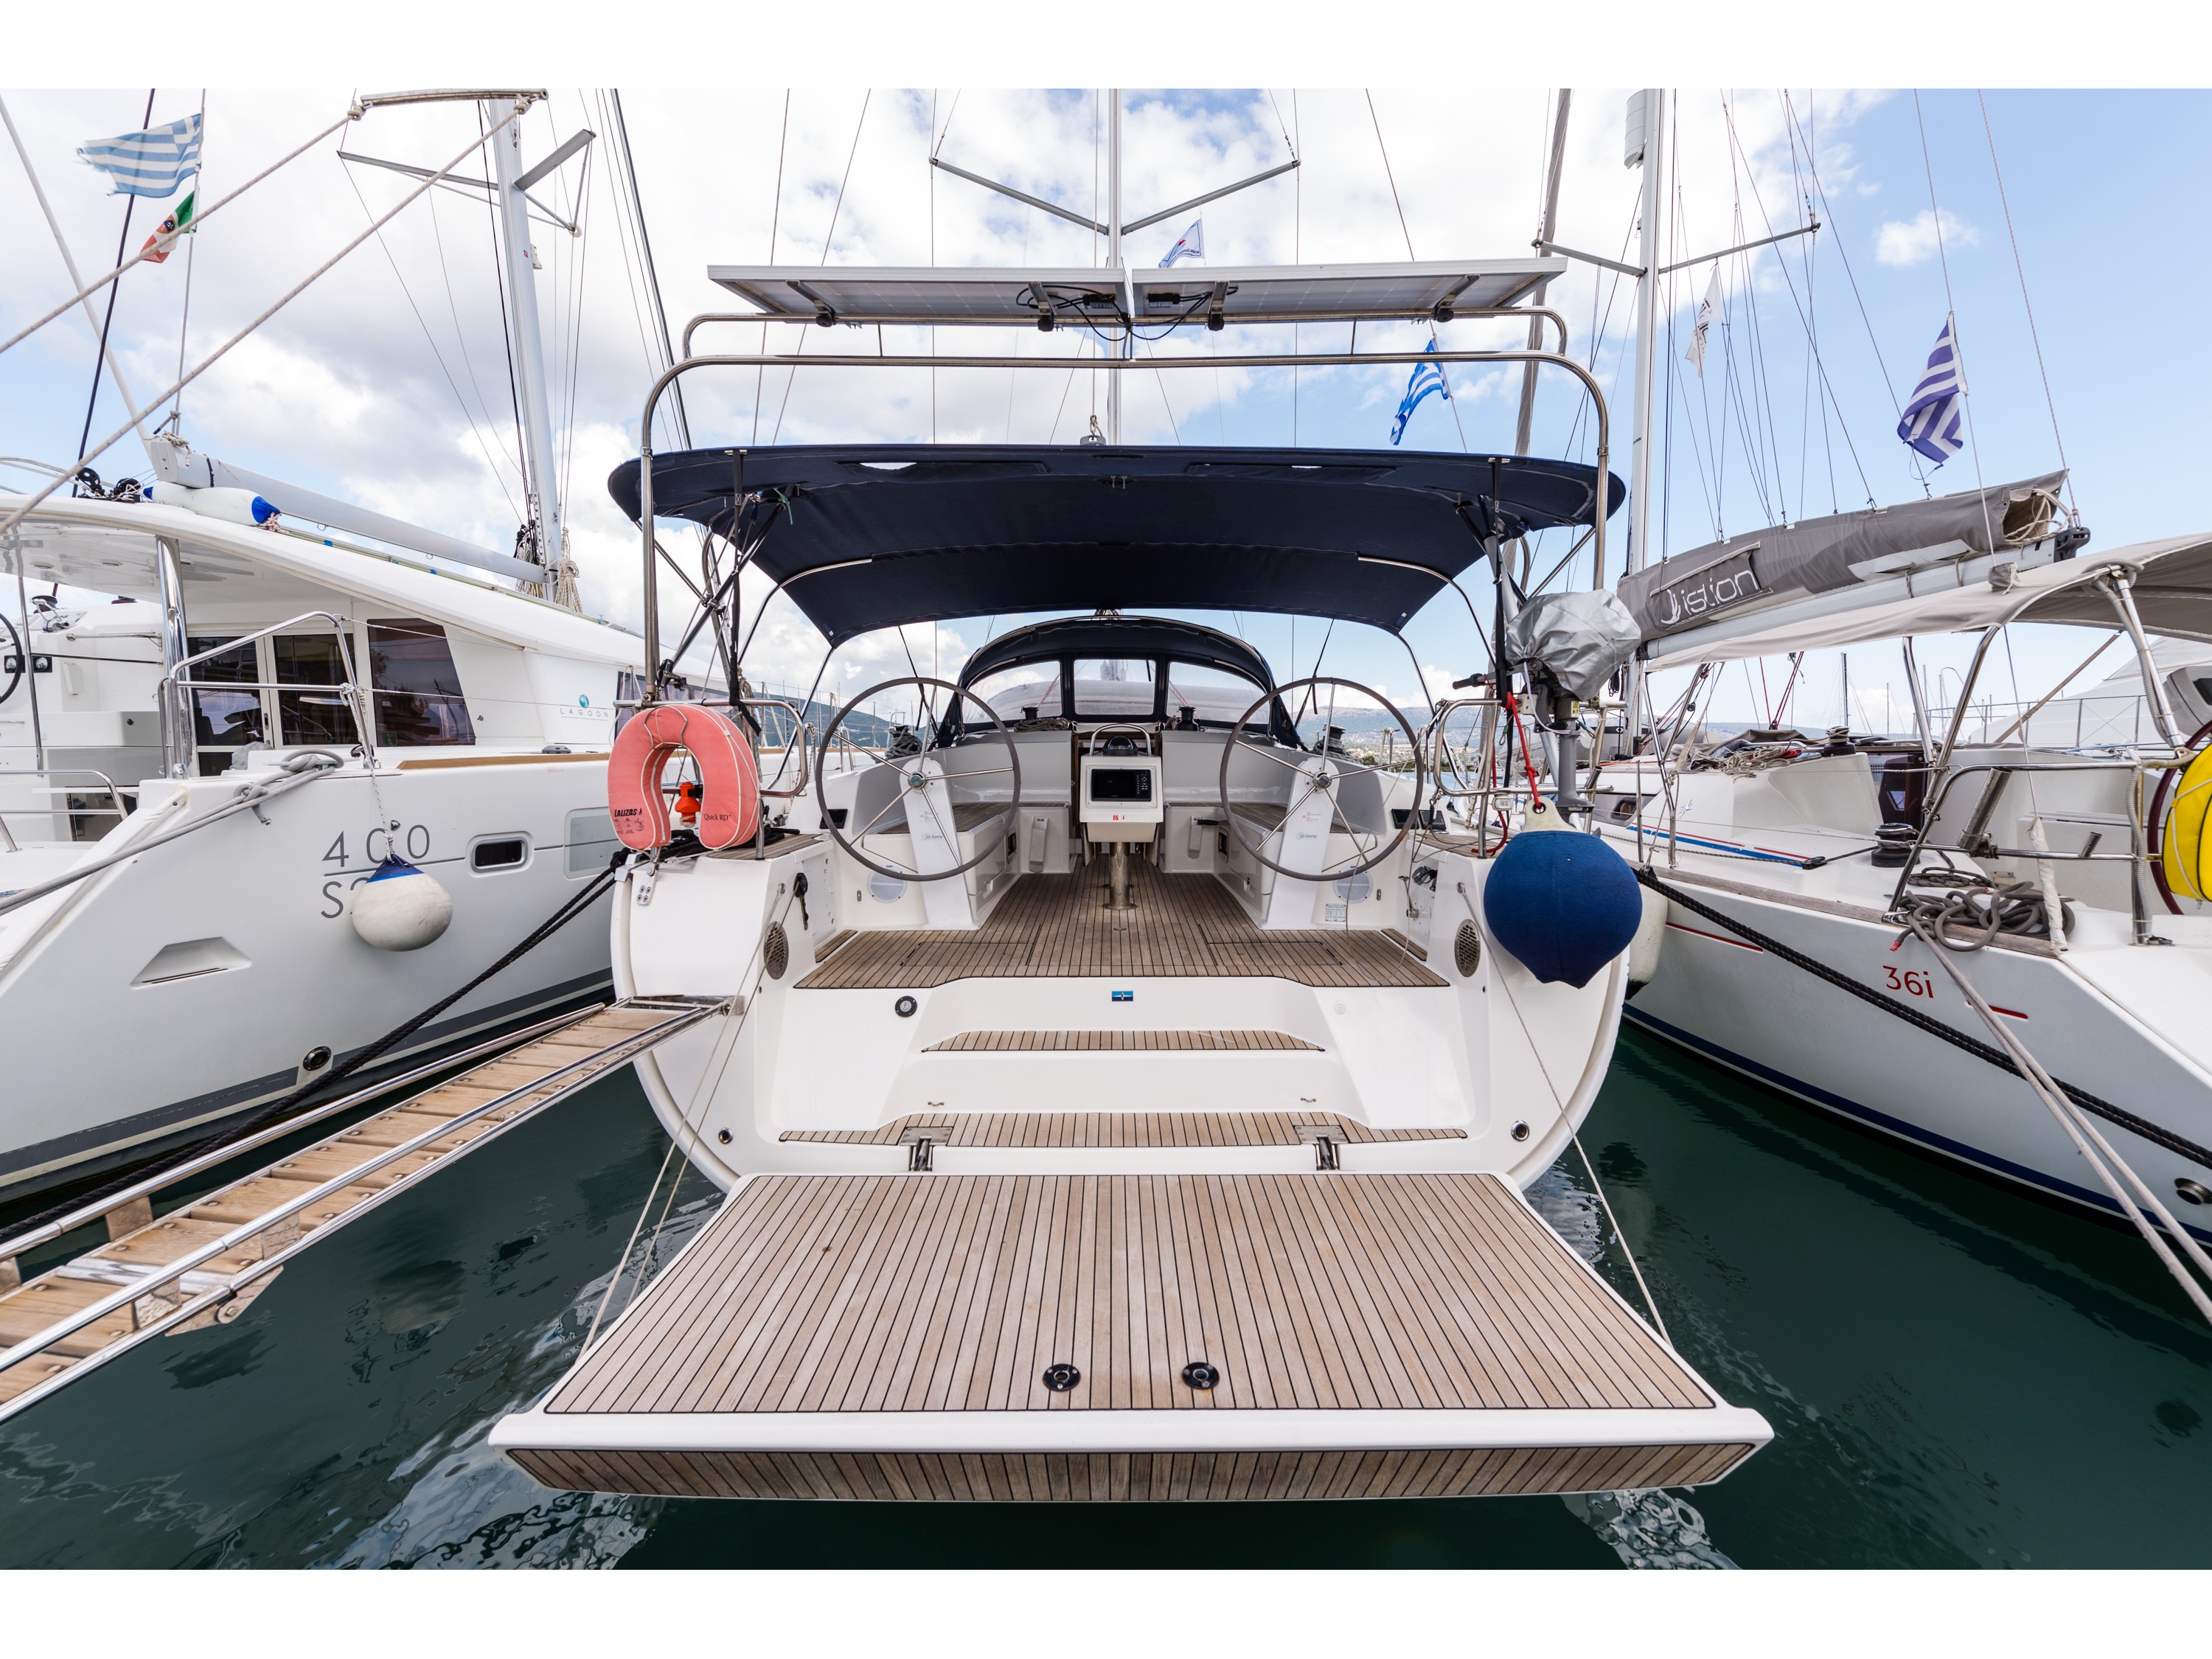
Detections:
1627,884,1668,989
349,855,454,950
149,481,279,528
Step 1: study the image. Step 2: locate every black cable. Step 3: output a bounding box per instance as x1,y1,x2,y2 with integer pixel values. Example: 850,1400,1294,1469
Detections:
4,855,624,1242
1637,866,2212,1173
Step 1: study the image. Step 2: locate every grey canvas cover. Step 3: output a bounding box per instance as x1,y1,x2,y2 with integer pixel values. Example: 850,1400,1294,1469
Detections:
1504,590,1643,699
1618,471,2067,640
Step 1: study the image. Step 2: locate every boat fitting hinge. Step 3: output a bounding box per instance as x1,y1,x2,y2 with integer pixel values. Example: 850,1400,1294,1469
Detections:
900,1121,950,1172
1295,1123,1342,1171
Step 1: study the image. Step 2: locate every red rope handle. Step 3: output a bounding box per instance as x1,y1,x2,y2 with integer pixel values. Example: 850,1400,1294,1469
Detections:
1500,687,1543,802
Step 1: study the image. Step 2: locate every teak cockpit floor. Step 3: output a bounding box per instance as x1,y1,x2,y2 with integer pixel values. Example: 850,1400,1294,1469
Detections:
796,866,1445,990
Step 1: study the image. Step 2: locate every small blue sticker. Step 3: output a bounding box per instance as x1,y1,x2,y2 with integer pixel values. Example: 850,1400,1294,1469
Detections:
578,695,591,708
1112,990,1133,1003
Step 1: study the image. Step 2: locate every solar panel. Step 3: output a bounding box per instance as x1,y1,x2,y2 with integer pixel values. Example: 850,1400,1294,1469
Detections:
703,260,1564,329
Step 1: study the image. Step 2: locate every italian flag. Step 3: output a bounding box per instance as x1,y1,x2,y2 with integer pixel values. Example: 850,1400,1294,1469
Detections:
140,191,195,265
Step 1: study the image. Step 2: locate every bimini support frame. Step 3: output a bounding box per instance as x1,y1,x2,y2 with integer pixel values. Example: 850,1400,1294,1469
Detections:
629,347,1613,706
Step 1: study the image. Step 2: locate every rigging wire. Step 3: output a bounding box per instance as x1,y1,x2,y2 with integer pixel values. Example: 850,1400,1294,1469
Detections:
1364,90,1469,452
772,89,870,445
74,89,156,479
1912,91,1994,539
1720,93,1877,505
341,161,524,520
170,88,206,428
1290,90,1301,445
422,183,524,505
752,92,790,445
476,102,531,497
1977,89,2076,517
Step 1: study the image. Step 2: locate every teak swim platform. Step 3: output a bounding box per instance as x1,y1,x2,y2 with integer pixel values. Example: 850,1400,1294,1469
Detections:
493,1170,1764,1500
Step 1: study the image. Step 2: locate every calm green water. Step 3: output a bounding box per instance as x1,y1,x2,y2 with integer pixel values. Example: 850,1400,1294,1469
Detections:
1,1027,2205,1569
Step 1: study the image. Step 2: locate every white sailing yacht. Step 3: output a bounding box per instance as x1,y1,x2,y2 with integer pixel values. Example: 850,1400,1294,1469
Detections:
488,108,1775,1498
1599,482,2212,1256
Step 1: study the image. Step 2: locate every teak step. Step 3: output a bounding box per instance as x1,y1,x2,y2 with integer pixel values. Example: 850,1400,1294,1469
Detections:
493,1172,1770,1500
0,998,723,1424
781,1112,1465,1147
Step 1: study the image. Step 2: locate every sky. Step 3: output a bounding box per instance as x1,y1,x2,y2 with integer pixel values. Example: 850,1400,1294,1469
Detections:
3,76,2207,739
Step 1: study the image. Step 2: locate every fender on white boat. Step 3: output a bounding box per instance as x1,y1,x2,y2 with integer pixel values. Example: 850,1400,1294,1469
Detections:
1628,884,1668,990
349,855,453,950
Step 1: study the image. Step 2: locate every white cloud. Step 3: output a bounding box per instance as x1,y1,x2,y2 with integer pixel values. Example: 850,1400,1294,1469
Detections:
1874,207,1980,268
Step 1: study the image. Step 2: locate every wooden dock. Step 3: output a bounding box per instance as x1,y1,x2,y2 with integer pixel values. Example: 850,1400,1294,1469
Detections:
495,1171,1767,1500
0,998,723,1419
796,867,1444,991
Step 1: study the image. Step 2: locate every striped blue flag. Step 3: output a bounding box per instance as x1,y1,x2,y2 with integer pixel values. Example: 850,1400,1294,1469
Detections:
1390,340,1450,446
78,113,203,198
1896,316,1965,466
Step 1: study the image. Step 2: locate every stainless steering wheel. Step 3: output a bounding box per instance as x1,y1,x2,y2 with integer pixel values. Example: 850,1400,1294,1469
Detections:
1218,675,1427,880
815,675,1023,882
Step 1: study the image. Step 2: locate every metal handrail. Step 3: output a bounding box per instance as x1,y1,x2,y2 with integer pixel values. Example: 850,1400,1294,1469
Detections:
0,998,725,1388
0,1006,592,1278
738,696,812,798
157,610,376,776
0,767,126,817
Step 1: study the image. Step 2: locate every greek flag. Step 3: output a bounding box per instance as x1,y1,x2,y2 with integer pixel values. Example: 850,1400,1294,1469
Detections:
78,114,203,198
1158,218,1203,268
1389,341,1450,446
1897,316,1966,466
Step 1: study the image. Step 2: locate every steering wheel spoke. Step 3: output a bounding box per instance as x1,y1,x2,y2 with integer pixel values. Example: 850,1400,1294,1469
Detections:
816,675,1025,882
1218,675,1426,882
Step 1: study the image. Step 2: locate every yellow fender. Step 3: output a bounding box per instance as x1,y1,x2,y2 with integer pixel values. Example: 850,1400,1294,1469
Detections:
2163,743,2212,901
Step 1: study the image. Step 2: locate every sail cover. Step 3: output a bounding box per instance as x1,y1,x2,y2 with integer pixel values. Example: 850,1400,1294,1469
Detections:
1618,472,2067,642
609,444,1623,645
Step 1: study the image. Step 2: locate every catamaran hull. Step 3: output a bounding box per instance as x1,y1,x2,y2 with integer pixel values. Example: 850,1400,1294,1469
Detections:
0,757,617,1197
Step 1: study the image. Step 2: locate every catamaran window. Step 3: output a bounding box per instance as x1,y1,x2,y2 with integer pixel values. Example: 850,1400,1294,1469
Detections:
274,633,356,746
185,636,264,761
1163,661,1270,728
368,619,476,747
971,665,1062,721
1071,658,1158,719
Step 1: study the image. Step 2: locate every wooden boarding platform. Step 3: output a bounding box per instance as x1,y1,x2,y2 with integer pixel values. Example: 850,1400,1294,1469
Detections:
0,998,722,1417
923,1029,1321,1052
781,1112,1465,1147
495,1172,1767,1500
796,867,1446,991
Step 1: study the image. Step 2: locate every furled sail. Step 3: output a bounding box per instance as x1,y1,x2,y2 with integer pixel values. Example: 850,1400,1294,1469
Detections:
1618,472,2070,643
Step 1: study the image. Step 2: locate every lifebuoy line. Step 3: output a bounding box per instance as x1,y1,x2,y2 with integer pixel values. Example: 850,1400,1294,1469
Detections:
608,703,760,851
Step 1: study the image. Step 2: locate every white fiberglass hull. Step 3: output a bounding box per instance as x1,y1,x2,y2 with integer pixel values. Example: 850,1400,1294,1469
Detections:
1629,865,2212,1240
0,754,617,1195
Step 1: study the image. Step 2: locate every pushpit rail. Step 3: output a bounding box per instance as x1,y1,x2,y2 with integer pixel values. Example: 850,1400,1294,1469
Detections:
0,995,726,1423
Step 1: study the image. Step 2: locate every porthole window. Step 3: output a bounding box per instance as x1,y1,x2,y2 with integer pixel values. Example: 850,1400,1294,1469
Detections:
470,835,529,872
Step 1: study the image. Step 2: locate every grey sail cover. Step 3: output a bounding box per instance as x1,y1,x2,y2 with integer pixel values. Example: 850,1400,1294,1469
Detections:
1617,471,2067,641
1504,590,1643,698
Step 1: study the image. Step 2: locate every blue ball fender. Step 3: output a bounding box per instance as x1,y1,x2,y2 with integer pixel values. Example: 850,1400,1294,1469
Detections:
1480,830,1643,988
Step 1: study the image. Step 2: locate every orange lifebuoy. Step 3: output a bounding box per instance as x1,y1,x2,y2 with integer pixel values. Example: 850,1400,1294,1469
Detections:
608,702,760,851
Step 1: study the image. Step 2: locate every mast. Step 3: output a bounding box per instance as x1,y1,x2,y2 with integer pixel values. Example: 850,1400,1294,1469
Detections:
1512,91,1572,462
487,102,561,586
1621,88,1666,757
1625,87,1666,579
1107,88,1123,443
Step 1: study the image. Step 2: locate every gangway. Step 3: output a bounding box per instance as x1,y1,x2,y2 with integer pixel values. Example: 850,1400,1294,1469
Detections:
0,996,726,1420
